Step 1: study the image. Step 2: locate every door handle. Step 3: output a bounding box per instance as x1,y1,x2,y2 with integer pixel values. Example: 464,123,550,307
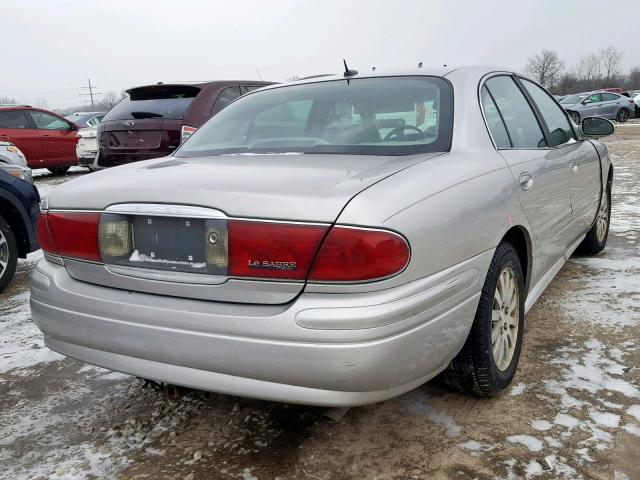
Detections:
569,161,578,175
519,172,534,191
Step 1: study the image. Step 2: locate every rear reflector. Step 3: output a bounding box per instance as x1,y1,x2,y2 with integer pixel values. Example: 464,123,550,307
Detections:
181,125,198,143
39,212,101,262
228,221,328,280
309,226,410,282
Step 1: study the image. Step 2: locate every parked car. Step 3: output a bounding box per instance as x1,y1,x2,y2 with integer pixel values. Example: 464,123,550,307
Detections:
95,81,273,169
563,91,634,123
0,166,40,292
69,112,106,171
0,141,27,167
0,106,79,174
31,66,614,406
65,112,106,128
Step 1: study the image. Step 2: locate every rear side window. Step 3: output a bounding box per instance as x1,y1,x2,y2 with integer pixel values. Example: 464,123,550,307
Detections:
211,87,241,115
481,87,511,148
103,85,200,121
602,93,618,101
485,76,546,149
0,110,29,129
521,79,573,147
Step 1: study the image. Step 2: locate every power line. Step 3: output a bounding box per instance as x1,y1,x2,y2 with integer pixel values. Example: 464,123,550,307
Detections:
78,78,101,108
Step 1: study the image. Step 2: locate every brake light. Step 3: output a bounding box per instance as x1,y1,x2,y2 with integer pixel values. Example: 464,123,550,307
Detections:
39,211,410,283
181,125,197,143
309,226,410,282
38,212,101,262
228,221,328,280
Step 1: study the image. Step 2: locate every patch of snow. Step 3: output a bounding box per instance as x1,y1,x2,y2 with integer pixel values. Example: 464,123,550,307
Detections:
589,410,620,428
509,383,526,395
0,291,64,375
506,434,544,452
628,404,640,421
554,413,580,429
525,460,543,477
128,250,207,269
622,424,640,437
531,419,553,431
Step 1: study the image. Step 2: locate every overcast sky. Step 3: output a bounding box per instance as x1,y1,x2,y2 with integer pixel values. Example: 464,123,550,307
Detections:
4,0,638,109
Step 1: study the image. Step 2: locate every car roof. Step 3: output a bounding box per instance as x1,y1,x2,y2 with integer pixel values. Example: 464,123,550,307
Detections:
126,80,274,93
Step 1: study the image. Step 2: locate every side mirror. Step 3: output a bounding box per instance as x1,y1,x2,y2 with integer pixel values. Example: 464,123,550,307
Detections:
581,99,591,105
581,117,614,138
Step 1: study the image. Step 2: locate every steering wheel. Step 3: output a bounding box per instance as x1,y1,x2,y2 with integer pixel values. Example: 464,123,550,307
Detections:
383,125,426,142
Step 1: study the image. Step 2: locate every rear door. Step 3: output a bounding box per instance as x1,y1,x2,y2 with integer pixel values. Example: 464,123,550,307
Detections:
0,110,42,166
26,110,78,167
482,75,571,280
519,78,600,244
600,93,620,117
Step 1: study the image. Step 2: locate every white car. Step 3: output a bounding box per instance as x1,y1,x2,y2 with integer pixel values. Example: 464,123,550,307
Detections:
76,127,100,170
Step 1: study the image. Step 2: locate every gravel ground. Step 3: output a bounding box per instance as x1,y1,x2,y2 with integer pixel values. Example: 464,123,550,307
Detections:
0,128,639,480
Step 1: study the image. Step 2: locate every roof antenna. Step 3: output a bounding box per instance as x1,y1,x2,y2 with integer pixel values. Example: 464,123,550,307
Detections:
418,62,423,68
372,66,376,71
343,59,358,77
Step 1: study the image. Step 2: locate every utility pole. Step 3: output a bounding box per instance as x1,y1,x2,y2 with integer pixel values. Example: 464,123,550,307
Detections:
79,79,101,109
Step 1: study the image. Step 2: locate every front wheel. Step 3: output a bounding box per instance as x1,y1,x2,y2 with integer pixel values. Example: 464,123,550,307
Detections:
442,242,525,396
47,166,70,175
616,108,629,123
0,213,18,293
575,181,611,255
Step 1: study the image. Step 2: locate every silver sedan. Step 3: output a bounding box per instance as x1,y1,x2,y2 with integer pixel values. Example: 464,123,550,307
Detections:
30,66,614,406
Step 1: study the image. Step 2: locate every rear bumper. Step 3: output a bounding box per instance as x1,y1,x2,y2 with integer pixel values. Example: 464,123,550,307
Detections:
30,251,491,406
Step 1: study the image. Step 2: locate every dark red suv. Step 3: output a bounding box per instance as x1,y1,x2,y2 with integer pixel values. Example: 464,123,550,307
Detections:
0,106,79,174
96,81,272,168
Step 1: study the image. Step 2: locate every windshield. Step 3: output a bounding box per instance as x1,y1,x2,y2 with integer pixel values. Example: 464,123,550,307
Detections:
176,76,453,157
103,85,200,121
560,94,587,105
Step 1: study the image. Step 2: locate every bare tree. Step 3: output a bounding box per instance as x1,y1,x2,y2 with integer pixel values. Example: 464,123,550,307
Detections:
286,74,301,82
100,90,119,110
35,97,48,109
524,49,564,88
599,46,622,80
119,90,128,100
576,53,603,83
0,96,19,104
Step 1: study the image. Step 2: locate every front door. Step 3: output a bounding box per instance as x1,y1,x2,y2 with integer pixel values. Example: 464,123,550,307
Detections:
26,110,78,167
482,76,572,282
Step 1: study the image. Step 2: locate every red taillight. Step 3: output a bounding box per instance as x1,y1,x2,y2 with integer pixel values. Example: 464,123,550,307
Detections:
309,226,410,282
181,125,198,143
39,212,101,262
36,213,56,254
228,220,328,280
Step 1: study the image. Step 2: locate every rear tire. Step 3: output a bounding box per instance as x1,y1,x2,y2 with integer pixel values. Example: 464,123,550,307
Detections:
442,242,525,397
0,213,18,293
575,180,611,255
47,166,70,175
616,108,629,123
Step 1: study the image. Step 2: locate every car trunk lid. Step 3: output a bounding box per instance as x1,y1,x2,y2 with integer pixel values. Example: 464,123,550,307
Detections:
47,152,443,303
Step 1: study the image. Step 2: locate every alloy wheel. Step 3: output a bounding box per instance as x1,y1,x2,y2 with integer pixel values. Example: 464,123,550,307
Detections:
0,229,8,279
596,191,609,242
491,266,520,371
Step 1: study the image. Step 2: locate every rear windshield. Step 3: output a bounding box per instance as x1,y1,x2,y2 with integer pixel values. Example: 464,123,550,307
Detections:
175,76,453,157
103,85,201,121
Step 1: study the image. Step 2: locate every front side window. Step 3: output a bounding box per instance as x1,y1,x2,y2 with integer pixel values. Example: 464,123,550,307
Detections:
481,86,511,148
0,110,29,129
177,76,453,157
521,79,573,147
28,111,70,130
485,76,546,149
585,93,602,104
